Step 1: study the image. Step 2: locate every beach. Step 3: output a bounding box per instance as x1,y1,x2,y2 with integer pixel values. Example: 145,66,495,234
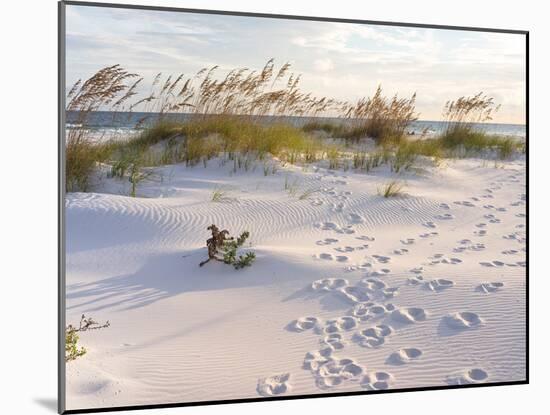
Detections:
65,152,526,409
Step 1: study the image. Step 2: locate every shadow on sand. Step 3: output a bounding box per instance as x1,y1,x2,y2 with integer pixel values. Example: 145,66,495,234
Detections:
67,249,323,312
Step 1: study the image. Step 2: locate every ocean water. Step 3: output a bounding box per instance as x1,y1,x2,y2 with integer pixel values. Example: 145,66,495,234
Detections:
66,111,526,141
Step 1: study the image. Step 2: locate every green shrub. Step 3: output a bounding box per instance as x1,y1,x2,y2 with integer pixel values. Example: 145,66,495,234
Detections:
378,180,405,198
65,315,110,362
65,329,86,362
199,225,256,269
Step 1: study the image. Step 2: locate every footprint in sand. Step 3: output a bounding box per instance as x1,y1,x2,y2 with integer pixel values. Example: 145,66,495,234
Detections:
316,222,339,231
321,333,346,351
391,307,427,324
313,357,365,389
475,223,487,228
303,348,333,372
429,254,462,265
288,317,320,332
409,266,424,274
425,278,454,292
441,257,462,265
355,324,394,348
316,238,339,246
419,231,439,238
476,282,504,293
321,187,337,195
257,373,291,396
479,260,505,267
454,242,485,253
329,202,345,213
311,278,348,292
360,371,394,390
393,248,409,255
401,238,416,245
435,213,455,220
444,312,482,329
454,200,476,207
357,235,375,242
439,203,450,210
338,286,372,303
372,254,391,264
503,232,526,244
484,214,501,223
350,302,395,322
358,278,398,300
407,275,424,286
344,262,372,272
311,199,323,206
315,222,355,234
387,348,423,365
320,316,359,334
423,221,437,228
335,246,355,253
359,277,387,291
446,368,488,385
368,268,391,277
474,229,487,237
516,213,526,218
317,253,334,261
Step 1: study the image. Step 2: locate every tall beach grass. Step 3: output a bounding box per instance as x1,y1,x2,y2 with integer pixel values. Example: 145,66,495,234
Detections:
65,63,524,194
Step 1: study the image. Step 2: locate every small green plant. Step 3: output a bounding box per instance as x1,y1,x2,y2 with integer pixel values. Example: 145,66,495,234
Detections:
128,162,153,197
326,147,341,169
378,180,405,198
211,186,230,202
284,175,300,196
65,314,110,362
391,143,418,173
298,187,319,200
199,224,256,269
65,329,86,362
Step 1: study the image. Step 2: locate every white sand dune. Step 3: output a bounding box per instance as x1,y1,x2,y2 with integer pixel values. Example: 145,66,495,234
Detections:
65,156,526,410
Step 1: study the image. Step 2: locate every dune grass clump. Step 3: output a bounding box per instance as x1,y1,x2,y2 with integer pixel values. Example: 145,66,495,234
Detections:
326,147,342,169
65,314,110,362
342,85,418,144
298,187,319,200
199,224,256,269
378,180,405,198
65,65,142,192
438,92,521,159
178,116,319,166
302,121,348,137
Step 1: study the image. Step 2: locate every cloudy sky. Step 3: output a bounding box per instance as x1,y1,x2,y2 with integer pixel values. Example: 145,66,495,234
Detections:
65,4,526,123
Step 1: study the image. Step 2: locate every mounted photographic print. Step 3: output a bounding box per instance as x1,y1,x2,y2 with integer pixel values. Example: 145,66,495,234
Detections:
59,1,528,413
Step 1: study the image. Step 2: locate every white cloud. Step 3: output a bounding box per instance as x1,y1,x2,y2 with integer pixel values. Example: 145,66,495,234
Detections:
313,58,334,72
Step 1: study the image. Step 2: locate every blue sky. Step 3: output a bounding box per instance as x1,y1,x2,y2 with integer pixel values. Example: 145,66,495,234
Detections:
66,5,526,123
